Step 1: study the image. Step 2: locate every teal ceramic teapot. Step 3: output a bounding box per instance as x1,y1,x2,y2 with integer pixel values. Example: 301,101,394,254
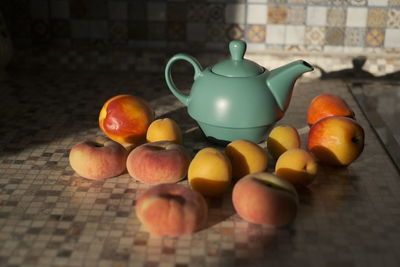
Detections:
165,40,314,144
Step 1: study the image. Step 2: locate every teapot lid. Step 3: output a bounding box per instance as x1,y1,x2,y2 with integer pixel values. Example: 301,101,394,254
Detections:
211,40,264,77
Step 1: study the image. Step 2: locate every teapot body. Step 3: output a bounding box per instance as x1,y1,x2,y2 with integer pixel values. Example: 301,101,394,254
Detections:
164,40,313,144
186,68,282,143
189,68,280,126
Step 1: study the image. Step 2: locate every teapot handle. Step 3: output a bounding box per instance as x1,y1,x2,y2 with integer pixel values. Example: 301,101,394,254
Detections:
165,53,203,106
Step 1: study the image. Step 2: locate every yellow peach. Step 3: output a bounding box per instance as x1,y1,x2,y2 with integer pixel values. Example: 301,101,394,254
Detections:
225,139,268,180
267,125,301,160
188,148,232,197
275,148,318,187
146,118,182,144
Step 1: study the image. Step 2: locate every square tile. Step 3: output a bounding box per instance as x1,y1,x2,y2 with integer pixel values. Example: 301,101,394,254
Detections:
186,23,206,42
207,4,225,23
70,19,90,39
266,25,285,44
331,0,349,5
167,2,187,22
89,20,108,39
109,1,127,20
50,0,70,19
247,4,267,24
366,28,384,46
246,25,266,43
51,19,71,38
367,8,388,27
148,22,166,40
384,28,400,47
305,26,326,45
327,7,347,26
306,6,327,26
350,0,366,5
128,2,147,21
31,0,49,19
109,21,128,41
285,25,305,44
167,22,186,41
387,9,400,28
147,2,166,21
389,0,400,6
225,4,246,24
206,23,228,42
88,0,108,19
268,6,287,24
128,21,147,40
344,27,366,46
188,3,208,22
368,0,388,6
325,27,345,45
346,7,368,27
286,6,306,25
226,24,244,40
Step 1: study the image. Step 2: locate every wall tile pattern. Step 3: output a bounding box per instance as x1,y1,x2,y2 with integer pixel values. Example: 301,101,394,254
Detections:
1,0,400,74
1,0,400,52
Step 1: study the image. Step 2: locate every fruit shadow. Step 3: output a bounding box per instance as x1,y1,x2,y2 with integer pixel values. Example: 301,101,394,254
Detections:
203,188,237,229
0,70,175,157
304,163,361,211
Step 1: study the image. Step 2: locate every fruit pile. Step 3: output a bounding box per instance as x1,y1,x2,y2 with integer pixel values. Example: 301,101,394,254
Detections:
69,93,365,237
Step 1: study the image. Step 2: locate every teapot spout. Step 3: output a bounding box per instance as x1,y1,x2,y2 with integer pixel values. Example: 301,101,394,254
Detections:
266,60,314,112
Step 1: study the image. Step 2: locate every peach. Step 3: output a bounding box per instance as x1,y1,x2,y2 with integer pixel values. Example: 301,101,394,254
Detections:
146,118,182,144
127,141,190,185
225,140,268,180
267,125,301,160
307,94,354,126
188,147,232,197
69,136,127,180
99,94,154,146
307,116,365,166
232,172,298,227
135,183,208,237
275,148,318,187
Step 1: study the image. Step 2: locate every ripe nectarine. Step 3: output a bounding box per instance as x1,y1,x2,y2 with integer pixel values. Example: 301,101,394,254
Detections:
307,94,354,126
99,94,154,146
307,116,365,166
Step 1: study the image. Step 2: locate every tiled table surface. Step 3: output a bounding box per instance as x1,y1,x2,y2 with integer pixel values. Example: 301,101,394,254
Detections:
1,71,400,267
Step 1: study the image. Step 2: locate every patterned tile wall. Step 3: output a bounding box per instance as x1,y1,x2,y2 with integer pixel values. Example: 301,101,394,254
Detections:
1,0,400,75
1,0,400,53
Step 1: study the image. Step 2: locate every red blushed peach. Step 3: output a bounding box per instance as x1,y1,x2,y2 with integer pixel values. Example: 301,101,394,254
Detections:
232,172,298,227
135,183,208,237
99,94,154,147
69,136,127,180
307,94,354,126
127,141,191,185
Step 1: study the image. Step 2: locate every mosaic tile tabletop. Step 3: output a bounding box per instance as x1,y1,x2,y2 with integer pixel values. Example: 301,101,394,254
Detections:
1,71,400,267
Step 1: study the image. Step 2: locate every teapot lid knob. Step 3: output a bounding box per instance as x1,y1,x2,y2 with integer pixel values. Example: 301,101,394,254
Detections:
229,40,246,61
